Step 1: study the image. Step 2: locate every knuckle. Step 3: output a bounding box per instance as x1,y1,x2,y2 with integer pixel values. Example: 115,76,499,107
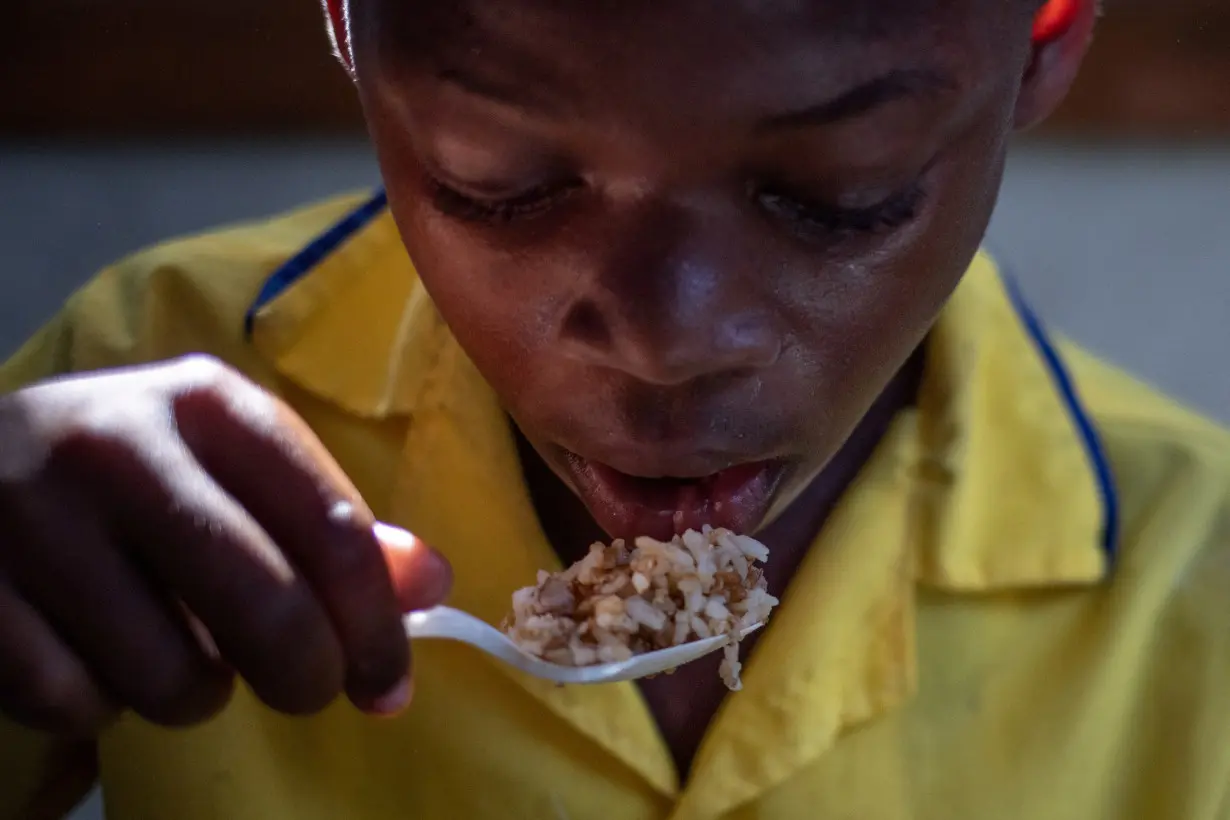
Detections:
169,354,282,437
13,660,110,735
323,511,385,582
325,500,371,539
24,656,84,711
170,355,246,405
0,397,52,488
171,353,232,384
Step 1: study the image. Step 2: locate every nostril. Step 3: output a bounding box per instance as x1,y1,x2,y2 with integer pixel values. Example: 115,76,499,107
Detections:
561,299,612,351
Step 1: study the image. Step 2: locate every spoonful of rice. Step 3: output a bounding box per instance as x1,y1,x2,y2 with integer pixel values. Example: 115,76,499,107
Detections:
404,528,779,689
404,605,765,685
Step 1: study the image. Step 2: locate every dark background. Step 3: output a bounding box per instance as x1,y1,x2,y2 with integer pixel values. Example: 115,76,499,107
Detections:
3,0,1228,138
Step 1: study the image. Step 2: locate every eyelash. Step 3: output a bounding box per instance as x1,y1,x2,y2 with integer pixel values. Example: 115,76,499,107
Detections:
754,182,927,237
425,173,926,237
425,175,581,224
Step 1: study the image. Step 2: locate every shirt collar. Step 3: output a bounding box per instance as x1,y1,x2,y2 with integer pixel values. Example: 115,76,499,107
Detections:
247,190,444,420
247,192,1117,811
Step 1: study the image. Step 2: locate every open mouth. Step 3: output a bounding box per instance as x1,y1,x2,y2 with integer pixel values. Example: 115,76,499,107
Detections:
564,454,788,541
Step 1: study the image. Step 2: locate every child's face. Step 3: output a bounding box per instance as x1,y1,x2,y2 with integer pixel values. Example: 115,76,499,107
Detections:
349,0,1059,540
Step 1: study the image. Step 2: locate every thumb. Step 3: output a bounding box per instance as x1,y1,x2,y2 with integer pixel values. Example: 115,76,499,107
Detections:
373,523,453,613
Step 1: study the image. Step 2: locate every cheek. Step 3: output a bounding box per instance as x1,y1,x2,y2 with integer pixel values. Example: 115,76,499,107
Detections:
365,105,600,410
382,190,567,403
781,149,1004,442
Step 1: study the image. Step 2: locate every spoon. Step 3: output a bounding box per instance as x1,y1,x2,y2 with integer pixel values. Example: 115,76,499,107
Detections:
403,605,765,685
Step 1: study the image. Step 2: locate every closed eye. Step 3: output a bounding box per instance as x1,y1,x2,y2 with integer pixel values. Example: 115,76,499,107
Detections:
754,181,927,238
425,175,582,224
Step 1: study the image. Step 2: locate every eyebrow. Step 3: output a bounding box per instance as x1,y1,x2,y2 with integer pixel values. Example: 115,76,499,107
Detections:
437,66,567,117
756,68,956,131
437,64,954,128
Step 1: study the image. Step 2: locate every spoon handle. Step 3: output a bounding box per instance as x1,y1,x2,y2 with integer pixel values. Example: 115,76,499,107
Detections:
402,606,566,679
402,606,492,641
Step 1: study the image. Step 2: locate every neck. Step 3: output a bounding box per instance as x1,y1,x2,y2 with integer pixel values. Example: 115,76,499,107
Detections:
516,346,925,585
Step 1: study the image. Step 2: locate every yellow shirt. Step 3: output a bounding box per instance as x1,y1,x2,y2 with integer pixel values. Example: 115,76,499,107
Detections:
2,191,1228,820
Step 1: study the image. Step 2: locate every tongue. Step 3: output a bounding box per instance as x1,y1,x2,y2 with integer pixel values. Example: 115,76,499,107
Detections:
614,476,717,536
622,475,706,508
593,462,772,538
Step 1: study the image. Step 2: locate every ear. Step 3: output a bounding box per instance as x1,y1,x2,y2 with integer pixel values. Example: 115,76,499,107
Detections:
321,0,356,77
1014,0,1098,130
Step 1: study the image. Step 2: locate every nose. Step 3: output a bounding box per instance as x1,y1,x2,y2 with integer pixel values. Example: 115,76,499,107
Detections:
556,202,781,386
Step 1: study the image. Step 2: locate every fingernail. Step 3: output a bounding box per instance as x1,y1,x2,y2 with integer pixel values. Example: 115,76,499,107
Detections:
374,522,419,552
369,676,413,716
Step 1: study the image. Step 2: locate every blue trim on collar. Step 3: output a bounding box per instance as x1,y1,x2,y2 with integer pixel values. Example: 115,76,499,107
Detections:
243,189,389,336
1002,274,1120,569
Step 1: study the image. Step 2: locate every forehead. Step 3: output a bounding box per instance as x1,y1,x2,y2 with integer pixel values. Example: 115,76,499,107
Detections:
366,0,1006,108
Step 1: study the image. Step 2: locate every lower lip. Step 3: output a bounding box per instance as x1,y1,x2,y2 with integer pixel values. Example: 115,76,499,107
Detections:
567,457,786,541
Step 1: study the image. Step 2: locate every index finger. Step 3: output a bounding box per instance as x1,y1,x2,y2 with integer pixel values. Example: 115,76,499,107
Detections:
174,382,452,714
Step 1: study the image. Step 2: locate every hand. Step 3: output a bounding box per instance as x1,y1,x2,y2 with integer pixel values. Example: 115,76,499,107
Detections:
0,355,452,736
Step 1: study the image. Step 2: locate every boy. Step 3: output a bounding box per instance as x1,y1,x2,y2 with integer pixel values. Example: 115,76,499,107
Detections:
1,0,1228,817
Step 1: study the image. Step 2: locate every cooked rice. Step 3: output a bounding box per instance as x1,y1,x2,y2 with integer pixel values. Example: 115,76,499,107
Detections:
503,527,778,690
